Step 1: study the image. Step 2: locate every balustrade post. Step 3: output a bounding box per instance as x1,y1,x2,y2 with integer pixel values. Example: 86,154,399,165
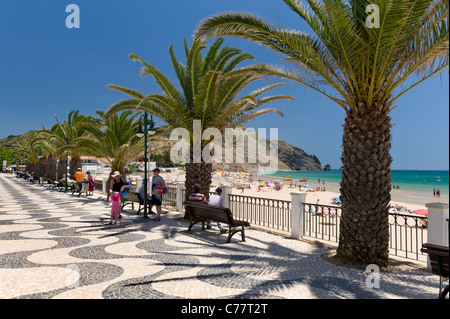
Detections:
176,182,185,211
426,202,449,247
291,191,307,239
222,185,232,208
102,176,108,194
425,202,449,269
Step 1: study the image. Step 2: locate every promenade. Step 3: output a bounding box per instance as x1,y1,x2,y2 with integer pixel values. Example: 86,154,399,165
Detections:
0,174,442,300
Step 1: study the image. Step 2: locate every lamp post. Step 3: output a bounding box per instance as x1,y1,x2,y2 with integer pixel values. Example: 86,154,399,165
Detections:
136,112,157,218
65,138,70,193
38,147,43,185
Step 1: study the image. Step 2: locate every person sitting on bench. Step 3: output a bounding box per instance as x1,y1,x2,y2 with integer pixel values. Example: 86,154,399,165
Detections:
207,187,227,234
189,184,208,204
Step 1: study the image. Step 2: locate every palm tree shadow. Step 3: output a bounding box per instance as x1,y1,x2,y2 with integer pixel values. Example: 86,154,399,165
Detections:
152,229,386,299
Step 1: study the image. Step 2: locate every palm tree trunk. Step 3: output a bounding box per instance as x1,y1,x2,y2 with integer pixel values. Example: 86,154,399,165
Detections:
337,104,392,268
184,160,213,219
46,155,57,181
41,158,48,182
57,158,67,181
69,156,82,177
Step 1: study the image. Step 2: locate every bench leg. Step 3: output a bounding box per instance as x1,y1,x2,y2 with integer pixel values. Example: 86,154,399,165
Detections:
227,226,246,243
440,284,449,299
188,218,205,231
137,203,142,215
188,220,200,231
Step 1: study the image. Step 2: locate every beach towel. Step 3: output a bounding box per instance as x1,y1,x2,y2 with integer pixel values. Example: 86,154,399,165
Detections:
152,183,167,194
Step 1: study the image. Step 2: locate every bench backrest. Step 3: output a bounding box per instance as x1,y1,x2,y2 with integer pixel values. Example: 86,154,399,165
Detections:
184,201,234,225
124,192,142,204
421,243,449,277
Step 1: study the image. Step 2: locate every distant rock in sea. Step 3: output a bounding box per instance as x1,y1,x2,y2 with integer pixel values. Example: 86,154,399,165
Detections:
276,140,323,171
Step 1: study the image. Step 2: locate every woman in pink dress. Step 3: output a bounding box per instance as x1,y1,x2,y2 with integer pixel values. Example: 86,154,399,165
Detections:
110,191,121,225
86,171,95,196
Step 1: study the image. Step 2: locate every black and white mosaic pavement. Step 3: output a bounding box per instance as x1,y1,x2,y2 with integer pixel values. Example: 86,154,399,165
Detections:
0,174,442,299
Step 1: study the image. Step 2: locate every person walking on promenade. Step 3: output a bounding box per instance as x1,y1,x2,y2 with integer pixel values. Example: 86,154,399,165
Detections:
110,191,121,225
150,168,166,222
86,171,95,196
109,171,125,218
74,168,84,195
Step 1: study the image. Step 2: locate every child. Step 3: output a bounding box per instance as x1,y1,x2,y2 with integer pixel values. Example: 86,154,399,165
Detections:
110,191,121,225
86,171,95,196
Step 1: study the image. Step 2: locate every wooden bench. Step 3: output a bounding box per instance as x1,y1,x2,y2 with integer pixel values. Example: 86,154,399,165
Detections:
183,201,250,243
71,183,83,196
421,243,449,299
55,181,67,192
47,179,59,188
122,192,144,215
52,180,61,189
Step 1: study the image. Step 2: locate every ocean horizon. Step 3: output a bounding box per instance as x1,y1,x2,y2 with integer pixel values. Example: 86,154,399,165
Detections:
268,169,449,199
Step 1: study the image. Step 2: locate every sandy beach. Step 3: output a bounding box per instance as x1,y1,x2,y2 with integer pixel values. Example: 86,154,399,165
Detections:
209,172,435,213
123,170,447,214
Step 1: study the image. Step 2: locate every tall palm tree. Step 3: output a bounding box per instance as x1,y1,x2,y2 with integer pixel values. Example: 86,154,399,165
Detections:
75,110,147,199
14,131,42,178
40,110,99,177
195,0,449,266
29,125,60,181
106,38,293,217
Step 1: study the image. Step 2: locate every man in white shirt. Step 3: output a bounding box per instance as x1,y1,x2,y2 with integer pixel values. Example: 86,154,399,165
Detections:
207,187,227,234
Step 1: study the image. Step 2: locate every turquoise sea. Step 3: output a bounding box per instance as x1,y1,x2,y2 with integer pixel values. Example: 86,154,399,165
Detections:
267,170,449,204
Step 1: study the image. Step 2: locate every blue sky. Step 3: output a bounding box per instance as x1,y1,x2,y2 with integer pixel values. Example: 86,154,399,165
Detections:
0,0,448,170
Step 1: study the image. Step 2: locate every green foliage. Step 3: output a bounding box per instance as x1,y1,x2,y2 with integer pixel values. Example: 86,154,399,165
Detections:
195,0,449,111
0,146,13,164
106,38,294,148
75,110,147,174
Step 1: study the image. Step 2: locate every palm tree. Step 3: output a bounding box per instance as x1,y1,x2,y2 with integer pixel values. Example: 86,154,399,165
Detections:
195,0,449,266
14,131,42,179
75,110,147,199
106,38,293,217
29,125,60,181
40,110,99,177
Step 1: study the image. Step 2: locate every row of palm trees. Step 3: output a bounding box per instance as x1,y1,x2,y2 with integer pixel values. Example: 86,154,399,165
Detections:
13,38,292,195
12,0,448,267
12,110,146,184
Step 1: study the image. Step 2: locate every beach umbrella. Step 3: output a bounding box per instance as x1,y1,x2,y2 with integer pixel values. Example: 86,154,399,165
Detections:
302,184,310,188
331,196,340,201
413,209,428,216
